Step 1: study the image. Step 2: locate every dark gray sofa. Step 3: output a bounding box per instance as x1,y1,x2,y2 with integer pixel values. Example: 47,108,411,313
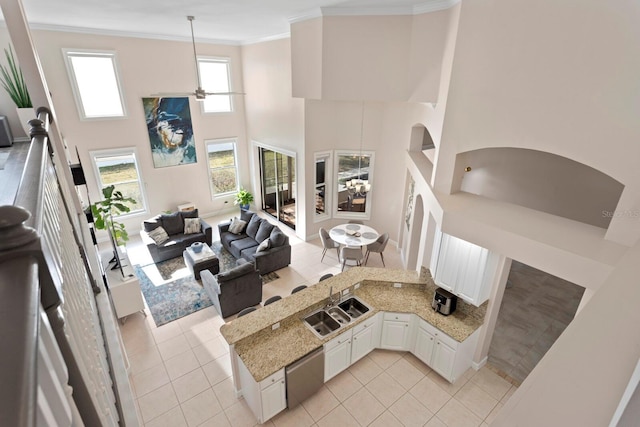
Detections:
200,259,262,318
140,210,212,263
218,210,291,275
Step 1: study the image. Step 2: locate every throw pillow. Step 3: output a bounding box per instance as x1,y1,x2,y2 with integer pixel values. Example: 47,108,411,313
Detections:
256,238,270,253
255,220,275,243
142,215,161,232
147,226,170,245
161,212,183,235
245,214,262,239
270,228,286,247
184,218,201,234
229,217,247,234
180,208,199,220
240,210,254,224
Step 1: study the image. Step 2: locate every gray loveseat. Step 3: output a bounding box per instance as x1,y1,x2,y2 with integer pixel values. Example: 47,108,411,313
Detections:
140,210,212,263
218,210,291,275
201,259,262,318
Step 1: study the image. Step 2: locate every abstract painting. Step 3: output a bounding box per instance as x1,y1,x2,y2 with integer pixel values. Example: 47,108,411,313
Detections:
142,97,197,168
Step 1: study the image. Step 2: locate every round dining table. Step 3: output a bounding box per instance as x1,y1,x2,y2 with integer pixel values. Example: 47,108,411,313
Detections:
329,223,379,247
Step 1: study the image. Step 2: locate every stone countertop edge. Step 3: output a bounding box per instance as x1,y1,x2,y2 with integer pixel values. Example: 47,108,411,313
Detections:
221,267,486,383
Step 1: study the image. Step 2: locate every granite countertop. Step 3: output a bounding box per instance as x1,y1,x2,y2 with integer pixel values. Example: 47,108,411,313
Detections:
221,267,486,382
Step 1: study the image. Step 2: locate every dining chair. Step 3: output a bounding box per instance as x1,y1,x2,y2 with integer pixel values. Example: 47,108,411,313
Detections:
319,273,333,282
263,295,282,306
319,227,340,262
237,306,257,317
365,232,389,267
347,220,364,224
291,285,307,294
340,246,364,271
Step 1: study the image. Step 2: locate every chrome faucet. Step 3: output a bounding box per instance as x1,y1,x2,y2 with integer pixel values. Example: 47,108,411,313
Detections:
326,286,339,308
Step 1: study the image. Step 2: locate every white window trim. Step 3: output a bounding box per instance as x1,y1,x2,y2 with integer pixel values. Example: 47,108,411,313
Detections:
197,56,234,114
90,147,148,218
63,48,127,120
205,137,240,199
314,151,332,223
333,149,375,221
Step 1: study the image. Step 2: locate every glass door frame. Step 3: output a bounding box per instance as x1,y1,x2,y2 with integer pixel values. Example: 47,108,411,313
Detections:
255,142,297,230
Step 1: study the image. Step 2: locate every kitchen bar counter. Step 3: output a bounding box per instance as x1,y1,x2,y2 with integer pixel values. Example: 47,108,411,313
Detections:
220,267,486,382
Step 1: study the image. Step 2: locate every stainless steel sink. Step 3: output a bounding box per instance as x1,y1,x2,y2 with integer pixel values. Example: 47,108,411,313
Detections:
303,295,372,339
304,310,341,337
326,306,351,325
338,296,371,319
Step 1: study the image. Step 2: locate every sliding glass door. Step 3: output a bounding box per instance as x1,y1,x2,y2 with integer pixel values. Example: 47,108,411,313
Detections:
258,147,296,230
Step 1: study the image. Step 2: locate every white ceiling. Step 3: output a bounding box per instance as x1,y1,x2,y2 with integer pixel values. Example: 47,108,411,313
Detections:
10,0,449,45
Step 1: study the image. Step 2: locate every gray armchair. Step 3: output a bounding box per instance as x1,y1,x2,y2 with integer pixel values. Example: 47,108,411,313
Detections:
200,259,262,318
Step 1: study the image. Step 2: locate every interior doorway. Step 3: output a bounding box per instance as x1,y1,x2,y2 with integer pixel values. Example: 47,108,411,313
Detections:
258,147,296,230
487,261,585,385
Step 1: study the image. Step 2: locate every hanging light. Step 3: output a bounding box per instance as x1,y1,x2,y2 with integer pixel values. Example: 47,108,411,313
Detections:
346,101,371,196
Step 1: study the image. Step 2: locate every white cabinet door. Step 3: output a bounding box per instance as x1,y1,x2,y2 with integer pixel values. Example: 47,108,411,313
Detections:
434,233,459,293
413,326,436,365
380,320,409,351
324,334,352,381
261,378,286,422
351,323,375,364
434,231,494,306
431,339,456,380
456,243,489,303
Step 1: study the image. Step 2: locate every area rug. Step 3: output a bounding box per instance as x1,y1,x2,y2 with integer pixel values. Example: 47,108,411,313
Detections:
135,241,279,326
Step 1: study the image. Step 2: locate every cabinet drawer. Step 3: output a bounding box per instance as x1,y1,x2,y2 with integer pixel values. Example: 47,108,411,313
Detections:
383,312,411,322
418,318,458,349
352,316,377,336
324,329,352,352
259,368,284,391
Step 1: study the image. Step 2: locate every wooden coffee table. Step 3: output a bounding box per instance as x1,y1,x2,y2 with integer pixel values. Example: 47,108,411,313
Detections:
183,243,220,280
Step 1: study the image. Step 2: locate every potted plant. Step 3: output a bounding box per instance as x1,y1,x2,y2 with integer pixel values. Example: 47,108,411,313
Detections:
0,46,33,136
234,188,254,211
91,185,136,276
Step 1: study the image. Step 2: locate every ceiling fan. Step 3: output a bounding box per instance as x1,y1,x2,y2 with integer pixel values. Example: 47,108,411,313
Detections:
153,16,244,100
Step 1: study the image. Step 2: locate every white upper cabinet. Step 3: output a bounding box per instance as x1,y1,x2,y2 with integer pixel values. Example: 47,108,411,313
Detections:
432,230,498,306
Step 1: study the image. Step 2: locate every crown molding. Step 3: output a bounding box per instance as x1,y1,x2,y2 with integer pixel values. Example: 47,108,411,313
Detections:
241,32,291,46
413,0,461,14
25,22,242,46
290,0,460,25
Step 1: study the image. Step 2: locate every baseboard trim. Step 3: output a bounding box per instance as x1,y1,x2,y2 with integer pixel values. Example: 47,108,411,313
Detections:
472,356,488,371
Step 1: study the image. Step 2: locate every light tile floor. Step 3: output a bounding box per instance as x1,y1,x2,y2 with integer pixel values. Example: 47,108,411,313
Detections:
119,212,516,426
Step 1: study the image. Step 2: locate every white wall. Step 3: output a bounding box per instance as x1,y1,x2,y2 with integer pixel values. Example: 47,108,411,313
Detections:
241,38,306,237
434,0,640,246
15,29,250,234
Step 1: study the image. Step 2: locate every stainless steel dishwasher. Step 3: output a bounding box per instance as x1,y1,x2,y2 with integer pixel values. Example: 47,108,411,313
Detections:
285,346,325,408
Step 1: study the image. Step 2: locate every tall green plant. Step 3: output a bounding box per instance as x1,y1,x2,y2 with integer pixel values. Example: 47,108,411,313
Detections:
0,46,32,108
91,185,136,246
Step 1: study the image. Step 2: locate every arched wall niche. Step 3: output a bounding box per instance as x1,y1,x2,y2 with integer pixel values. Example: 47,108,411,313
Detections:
456,147,624,229
409,123,436,166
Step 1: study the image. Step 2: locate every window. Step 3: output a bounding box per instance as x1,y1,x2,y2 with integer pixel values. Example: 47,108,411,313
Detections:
64,50,126,119
206,139,239,197
334,150,375,219
198,57,232,113
314,151,332,222
91,148,146,216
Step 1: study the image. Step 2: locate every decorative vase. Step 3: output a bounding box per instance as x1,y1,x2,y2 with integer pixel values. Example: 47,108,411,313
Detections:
191,242,203,253
16,107,35,137
240,203,250,211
